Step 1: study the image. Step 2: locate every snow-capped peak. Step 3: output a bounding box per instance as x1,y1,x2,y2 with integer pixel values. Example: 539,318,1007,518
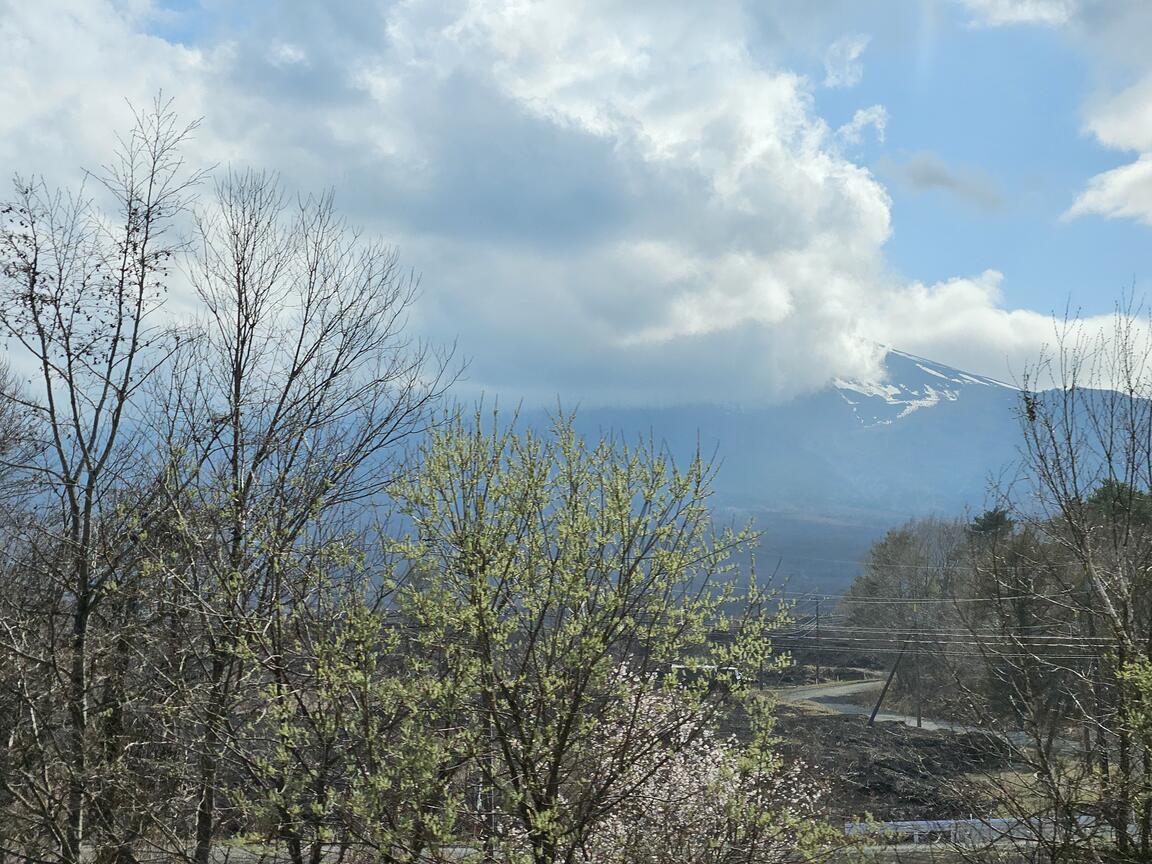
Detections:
833,349,1016,427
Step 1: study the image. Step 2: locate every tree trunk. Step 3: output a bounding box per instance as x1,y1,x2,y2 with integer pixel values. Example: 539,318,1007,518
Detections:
193,653,228,864
64,590,89,864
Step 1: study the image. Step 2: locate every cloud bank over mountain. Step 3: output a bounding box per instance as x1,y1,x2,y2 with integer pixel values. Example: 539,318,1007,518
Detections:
0,0,1143,404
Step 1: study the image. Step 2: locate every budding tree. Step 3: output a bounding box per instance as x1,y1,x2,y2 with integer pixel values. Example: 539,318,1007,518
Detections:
153,167,455,864
392,411,792,864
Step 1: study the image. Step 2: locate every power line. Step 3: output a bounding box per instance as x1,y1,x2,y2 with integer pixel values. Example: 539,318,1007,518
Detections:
778,631,1110,645
771,589,1076,605
764,552,972,570
764,642,1095,661
771,635,1100,659
770,626,1111,646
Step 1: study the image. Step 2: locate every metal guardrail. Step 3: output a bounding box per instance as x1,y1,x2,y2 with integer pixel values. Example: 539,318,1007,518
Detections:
843,815,1102,846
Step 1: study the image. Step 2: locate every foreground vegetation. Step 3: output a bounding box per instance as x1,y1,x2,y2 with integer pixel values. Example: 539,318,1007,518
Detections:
0,104,826,864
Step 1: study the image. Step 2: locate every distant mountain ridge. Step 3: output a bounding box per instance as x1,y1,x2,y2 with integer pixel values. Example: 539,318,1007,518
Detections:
539,348,1026,590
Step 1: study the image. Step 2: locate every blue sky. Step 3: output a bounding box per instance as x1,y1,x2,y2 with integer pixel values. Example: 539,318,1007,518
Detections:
828,3,1147,316
3,0,1152,403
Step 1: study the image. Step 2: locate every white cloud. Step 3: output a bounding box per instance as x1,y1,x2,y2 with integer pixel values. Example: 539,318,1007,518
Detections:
822,33,870,88
268,43,309,67
864,270,1124,389
837,105,887,146
1085,77,1152,152
0,0,1092,404
979,2,1152,226
961,0,1077,27
377,1,900,401
1065,155,1152,224
0,0,211,187
1070,72,1152,223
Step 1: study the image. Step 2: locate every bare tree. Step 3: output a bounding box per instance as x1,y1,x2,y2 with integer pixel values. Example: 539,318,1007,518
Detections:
152,168,455,864
952,308,1152,862
0,100,201,864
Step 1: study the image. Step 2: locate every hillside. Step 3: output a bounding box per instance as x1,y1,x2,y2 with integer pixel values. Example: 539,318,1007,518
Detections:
545,349,1024,590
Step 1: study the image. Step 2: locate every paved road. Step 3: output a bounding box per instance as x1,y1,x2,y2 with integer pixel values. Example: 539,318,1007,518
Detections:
770,678,1072,751
773,677,999,734
812,698,981,734
770,678,884,703
770,678,990,734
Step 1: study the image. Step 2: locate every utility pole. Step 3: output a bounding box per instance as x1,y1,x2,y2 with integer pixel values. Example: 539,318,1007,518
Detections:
869,640,908,727
914,606,922,728
914,624,922,728
814,600,821,685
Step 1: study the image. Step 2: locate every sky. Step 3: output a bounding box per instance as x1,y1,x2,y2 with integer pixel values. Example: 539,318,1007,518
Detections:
3,0,1152,405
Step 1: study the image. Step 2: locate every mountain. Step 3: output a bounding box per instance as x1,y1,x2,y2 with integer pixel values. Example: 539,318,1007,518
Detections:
544,349,1024,591
833,349,1016,429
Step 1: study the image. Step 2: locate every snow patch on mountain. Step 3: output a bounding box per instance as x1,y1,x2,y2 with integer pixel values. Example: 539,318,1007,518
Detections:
834,349,1016,427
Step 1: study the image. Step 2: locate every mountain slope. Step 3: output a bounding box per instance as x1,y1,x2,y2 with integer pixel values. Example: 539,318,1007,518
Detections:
544,348,1025,589
834,349,1017,428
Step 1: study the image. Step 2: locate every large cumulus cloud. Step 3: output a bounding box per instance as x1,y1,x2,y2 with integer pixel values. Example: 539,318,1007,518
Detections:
0,0,1109,404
